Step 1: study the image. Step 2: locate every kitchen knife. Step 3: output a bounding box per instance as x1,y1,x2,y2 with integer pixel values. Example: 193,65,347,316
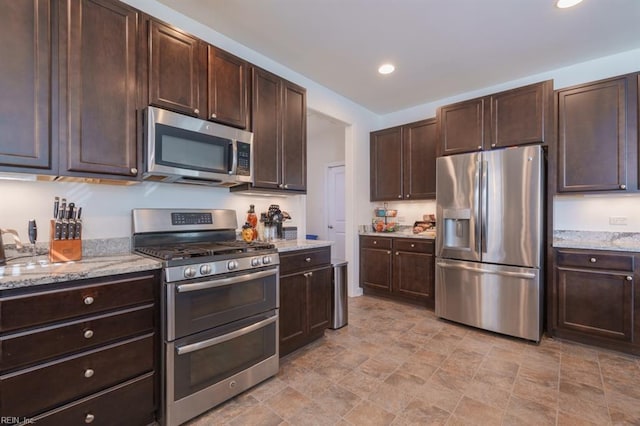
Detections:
68,203,76,239
59,199,67,240
53,196,59,220
75,207,82,240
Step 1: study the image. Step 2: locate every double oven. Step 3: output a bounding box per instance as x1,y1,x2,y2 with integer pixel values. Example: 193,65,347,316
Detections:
132,209,279,426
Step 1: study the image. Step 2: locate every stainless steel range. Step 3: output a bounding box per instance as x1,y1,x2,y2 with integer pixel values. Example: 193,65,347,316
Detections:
132,209,279,426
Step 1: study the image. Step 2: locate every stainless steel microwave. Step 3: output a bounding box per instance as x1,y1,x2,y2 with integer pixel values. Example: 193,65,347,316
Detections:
143,106,253,186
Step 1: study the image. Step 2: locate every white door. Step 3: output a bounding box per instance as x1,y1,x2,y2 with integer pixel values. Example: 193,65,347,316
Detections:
327,164,346,260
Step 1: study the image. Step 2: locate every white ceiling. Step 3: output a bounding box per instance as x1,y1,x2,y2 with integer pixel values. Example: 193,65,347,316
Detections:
157,0,640,115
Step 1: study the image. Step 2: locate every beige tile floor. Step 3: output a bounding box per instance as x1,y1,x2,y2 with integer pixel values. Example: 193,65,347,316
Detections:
188,296,640,425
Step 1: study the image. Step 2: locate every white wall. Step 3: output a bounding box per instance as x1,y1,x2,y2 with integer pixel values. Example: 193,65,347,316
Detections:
306,112,346,240
554,194,640,232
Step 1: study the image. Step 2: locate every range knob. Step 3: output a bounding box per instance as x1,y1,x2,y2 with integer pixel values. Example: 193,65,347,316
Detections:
184,267,196,279
251,258,261,267
262,256,272,265
227,260,238,271
200,264,212,275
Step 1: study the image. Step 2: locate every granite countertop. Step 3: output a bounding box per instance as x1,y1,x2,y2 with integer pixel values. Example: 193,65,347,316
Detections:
359,230,436,240
273,239,333,252
1,237,162,291
553,230,640,252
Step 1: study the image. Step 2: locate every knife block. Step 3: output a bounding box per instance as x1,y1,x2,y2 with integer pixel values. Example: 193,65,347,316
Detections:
49,220,82,263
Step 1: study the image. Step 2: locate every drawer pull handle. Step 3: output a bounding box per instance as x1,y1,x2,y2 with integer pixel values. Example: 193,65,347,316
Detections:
84,368,94,378
85,413,95,424
305,257,311,262
304,272,313,278
589,258,597,263
627,276,633,281
83,329,94,339
83,296,94,305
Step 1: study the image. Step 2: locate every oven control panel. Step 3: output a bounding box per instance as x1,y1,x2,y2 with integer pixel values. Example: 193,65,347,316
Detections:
171,212,213,225
167,254,279,282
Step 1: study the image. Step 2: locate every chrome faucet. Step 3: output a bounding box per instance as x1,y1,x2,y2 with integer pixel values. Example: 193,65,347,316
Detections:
1,229,24,251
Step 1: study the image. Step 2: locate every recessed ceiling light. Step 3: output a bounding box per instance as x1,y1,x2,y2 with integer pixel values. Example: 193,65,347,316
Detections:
378,64,395,75
556,0,583,8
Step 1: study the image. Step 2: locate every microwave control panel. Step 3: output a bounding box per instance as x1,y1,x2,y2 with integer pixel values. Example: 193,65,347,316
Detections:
236,142,251,176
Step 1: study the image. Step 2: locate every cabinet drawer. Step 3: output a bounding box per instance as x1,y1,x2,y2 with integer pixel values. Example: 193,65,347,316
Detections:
0,334,154,418
556,250,634,271
394,238,434,254
1,305,154,373
280,247,331,275
0,272,156,333
30,373,155,426
360,236,392,250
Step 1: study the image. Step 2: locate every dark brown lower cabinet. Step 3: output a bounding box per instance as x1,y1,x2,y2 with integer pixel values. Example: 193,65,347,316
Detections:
550,248,640,355
360,236,435,308
0,270,160,423
279,246,332,357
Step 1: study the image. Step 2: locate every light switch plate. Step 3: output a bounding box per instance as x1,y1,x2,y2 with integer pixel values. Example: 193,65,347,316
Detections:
609,216,628,226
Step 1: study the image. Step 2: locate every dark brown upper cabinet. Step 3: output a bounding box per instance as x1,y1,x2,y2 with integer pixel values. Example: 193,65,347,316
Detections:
370,118,437,201
557,73,638,193
437,80,553,156
0,0,55,173
58,0,140,179
148,19,206,118
250,67,306,192
207,46,249,129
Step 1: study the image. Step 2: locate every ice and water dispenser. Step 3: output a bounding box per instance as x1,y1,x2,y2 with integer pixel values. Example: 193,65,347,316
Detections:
442,208,472,250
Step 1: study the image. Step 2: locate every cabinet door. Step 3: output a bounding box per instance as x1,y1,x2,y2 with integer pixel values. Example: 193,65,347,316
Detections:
403,119,437,200
370,126,403,201
557,75,637,193
59,0,138,178
556,267,633,342
0,0,54,172
437,97,487,156
490,80,552,149
306,267,332,337
279,273,306,356
207,46,248,129
360,247,392,292
149,20,205,118
251,67,281,189
281,80,307,191
393,245,435,306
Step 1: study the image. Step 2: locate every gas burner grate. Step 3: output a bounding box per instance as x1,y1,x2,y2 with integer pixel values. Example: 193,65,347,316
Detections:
135,240,275,261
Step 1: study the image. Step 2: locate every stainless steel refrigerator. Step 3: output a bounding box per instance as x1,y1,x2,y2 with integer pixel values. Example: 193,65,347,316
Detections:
435,145,544,342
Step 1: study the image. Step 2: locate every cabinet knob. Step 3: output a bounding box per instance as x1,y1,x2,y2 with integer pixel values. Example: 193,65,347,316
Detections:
305,257,311,262
85,413,95,424
83,296,94,305
211,113,217,119
411,244,415,248
304,272,313,278
83,329,94,339
395,251,399,255
620,184,627,189
589,258,597,263
387,251,391,254
84,368,95,378
626,276,633,281
279,184,284,188
284,184,289,189
477,146,482,149
194,108,200,114
491,143,496,147
373,241,377,245
406,194,411,198
130,167,138,175
398,195,402,199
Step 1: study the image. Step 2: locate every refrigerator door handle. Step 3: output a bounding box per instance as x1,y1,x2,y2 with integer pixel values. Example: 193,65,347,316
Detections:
436,261,537,279
481,160,488,254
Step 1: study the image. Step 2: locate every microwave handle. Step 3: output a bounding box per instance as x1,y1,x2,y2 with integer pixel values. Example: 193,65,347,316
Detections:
229,140,238,175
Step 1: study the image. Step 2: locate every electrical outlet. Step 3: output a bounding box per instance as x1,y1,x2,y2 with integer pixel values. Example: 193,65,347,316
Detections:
609,216,628,226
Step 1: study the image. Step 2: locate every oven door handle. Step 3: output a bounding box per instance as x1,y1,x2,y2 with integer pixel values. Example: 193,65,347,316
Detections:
176,314,278,355
176,269,276,293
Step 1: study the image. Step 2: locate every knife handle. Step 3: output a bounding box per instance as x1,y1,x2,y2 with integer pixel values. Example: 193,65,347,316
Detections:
28,220,37,244
54,220,61,240
61,220,68,240
75,220,82,240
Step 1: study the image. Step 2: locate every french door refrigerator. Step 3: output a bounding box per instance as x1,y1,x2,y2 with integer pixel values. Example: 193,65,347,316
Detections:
435,145,544,342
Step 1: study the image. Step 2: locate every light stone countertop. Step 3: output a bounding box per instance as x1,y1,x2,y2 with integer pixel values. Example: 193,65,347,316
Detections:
553,230,640,253
359,230,436,240
273,239,333,252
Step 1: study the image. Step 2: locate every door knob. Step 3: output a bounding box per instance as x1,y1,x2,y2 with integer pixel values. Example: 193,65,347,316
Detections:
328,225,334,229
